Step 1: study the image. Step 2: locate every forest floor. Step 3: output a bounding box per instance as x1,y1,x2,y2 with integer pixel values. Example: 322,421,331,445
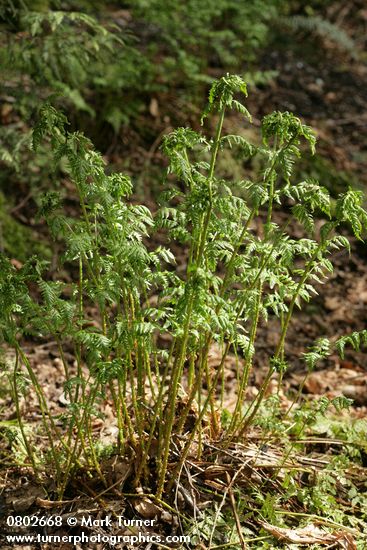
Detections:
1,3,367,548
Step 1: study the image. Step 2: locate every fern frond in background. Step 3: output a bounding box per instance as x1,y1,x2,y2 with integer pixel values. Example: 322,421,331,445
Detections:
282,15,357,58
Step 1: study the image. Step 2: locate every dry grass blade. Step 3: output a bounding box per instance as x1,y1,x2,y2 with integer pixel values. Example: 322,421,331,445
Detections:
226,472,247,550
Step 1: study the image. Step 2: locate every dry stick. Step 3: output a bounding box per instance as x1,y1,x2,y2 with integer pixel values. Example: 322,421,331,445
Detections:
171,442,196,543
226,472,248,550
89,475,131,501
211,536,272,549
77,478,115,517
207,461,249,549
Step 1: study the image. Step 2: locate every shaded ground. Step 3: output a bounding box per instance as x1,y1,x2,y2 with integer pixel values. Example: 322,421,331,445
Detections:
0,3,367,548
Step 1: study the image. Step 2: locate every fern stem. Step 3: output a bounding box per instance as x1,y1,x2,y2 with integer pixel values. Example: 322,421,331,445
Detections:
238,245,323,434
11,348,40,479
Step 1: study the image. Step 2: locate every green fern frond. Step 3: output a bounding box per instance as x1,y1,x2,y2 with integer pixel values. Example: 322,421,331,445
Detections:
282,15,357,58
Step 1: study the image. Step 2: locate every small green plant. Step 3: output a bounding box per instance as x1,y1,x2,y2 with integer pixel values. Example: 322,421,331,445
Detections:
1,75,366,500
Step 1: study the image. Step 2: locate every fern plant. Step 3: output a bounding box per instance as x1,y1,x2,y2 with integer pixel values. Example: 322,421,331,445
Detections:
1,75,366,499
282,15,357,58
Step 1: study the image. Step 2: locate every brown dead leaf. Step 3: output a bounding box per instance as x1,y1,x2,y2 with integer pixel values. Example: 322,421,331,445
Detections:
304,367,367,405
304,372,325,394
1,103,13,123
102,456,132,488
160,510,173,523
325,295,344,309
149,98,159,118
10,259,23,270
133,497,161,519
7,485,44,512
